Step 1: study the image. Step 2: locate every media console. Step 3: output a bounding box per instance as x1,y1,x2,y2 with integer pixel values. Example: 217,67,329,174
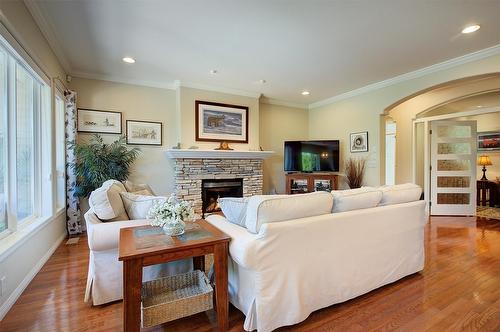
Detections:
285,173,338,194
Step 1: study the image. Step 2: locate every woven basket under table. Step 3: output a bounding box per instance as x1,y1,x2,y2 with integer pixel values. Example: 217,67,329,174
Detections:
141,270,214,328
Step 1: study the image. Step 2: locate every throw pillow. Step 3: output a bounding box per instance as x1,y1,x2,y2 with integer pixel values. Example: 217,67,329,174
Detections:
132,189,153,196
123,180,155,196
245,191,334,234
89,180,129,221
218,197,249,227
378,183,422,206
120,192,167,220
331,187,383,213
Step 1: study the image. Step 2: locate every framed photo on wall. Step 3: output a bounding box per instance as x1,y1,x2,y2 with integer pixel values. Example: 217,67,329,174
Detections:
195,100,248,143
126,120,162,146
350,131,368,152
478,131,500,151
77,108,122,134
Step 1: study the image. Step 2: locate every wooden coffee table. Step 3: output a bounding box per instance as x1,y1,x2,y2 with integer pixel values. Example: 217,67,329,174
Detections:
118,219,231,332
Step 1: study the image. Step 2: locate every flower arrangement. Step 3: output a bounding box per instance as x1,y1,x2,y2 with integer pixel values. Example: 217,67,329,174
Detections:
147,194,195,236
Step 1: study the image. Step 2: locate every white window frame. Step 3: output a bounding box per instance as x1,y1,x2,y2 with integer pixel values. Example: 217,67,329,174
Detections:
0,31,54,240
54,92,66,214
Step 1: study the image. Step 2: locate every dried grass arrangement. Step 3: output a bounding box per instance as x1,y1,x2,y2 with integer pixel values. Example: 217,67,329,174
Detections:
345,157,366,189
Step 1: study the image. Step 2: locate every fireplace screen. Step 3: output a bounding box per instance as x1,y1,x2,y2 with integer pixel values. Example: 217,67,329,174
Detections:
202,178,243,217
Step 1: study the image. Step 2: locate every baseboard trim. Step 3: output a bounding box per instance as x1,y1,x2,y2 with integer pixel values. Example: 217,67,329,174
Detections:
0,231,66,320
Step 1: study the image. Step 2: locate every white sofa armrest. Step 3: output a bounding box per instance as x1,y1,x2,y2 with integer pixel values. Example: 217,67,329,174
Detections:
205,214,261,269
84,210,151,252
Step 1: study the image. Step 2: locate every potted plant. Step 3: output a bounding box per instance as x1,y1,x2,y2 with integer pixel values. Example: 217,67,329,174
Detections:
345,157,367,189
69,134,140,198
147,194,195,236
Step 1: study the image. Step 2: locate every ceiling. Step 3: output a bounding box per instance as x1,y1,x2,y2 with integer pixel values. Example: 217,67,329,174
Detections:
27,0,500,106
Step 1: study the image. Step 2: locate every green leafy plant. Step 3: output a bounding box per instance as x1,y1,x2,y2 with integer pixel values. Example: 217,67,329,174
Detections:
69,134,140,198
345,157,366,189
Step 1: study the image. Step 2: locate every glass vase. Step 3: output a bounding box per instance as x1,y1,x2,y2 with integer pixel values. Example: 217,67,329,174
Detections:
162,220,185,236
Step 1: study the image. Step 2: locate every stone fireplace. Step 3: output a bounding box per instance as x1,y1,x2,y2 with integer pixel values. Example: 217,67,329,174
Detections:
166,149,273,216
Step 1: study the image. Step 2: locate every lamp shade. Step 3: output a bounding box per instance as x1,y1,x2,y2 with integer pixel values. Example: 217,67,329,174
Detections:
477,155,492,166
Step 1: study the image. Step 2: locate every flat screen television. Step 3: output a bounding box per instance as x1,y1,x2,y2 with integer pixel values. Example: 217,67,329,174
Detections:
284,140,340,172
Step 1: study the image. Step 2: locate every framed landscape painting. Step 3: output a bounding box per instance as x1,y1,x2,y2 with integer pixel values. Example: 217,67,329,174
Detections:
77,108,122,134
478,131,500,151
126,120,162,146
350,131,368,152
195,100,248,143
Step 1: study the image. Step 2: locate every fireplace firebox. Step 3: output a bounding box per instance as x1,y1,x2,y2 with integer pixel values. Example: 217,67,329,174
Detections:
201,178,243,217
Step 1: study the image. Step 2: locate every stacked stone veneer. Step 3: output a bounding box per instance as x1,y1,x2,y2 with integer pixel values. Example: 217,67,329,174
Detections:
174,158,263,215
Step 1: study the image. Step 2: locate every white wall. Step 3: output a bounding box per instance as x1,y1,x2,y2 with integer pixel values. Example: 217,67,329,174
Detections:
310,52,500,186
0,1,67,318
69,77,178,195
259,103,309,193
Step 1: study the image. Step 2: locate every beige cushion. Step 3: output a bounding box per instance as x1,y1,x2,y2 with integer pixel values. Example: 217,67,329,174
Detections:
379,183,422,206
245,192,334,234
120,192,167,220
331,187,382,213
132,189,153,196
123,180,155,195
89,180,129,221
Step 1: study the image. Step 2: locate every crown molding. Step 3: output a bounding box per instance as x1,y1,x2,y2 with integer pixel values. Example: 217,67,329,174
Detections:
260,97,307,109
71,71,178,90
24,0,72,73
178,81,262,99
308,43,500,109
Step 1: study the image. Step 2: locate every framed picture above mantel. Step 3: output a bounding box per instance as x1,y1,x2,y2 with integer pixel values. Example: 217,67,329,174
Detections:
77,108,122,134
195,100,249,143
126,120,162,146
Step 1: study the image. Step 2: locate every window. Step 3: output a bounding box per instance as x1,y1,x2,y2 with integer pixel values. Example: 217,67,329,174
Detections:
0,33,54,238
0,50,6,232
55,95,66,210
16,64,35,221
385,121,396,185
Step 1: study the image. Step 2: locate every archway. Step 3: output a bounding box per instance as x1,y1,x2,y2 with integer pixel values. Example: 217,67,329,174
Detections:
381,74,500,214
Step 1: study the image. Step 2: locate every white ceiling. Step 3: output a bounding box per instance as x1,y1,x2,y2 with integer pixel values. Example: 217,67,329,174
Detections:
27,0,500,106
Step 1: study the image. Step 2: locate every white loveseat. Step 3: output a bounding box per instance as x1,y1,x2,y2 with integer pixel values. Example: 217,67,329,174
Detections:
84,180,192,305
207,185,426,332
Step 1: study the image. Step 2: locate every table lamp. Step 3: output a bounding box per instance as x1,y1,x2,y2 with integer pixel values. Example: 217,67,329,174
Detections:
477,155,492,181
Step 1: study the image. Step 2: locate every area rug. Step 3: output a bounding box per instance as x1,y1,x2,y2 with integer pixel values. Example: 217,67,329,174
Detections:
476,206,500,220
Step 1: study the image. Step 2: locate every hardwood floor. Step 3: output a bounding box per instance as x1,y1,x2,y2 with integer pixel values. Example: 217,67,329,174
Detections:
1,216,499,331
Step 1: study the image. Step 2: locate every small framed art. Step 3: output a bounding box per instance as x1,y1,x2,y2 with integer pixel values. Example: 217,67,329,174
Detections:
350,131,368,153
77,108,122,134
126,120,162,146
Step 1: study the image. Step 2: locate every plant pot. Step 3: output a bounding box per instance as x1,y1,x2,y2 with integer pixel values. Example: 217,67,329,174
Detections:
162,221,185,236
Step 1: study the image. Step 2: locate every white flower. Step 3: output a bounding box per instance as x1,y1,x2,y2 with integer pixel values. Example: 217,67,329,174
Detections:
147,194,195,228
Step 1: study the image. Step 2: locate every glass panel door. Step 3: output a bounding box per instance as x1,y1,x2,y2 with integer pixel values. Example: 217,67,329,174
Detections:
430,120,477,215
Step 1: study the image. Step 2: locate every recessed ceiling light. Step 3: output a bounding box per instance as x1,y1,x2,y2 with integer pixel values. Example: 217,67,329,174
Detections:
461,24,480,34
301,90,310,96
210,69,218,74
122,57,135,64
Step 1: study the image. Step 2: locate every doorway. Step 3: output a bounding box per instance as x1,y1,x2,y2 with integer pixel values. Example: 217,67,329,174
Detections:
430,120,477,215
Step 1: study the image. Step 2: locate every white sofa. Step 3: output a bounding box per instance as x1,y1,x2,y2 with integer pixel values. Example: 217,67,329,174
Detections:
84,211,192,305
207,185,426,332
84,180,192,305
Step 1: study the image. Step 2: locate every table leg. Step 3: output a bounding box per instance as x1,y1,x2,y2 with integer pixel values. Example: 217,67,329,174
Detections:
213,243,229,331
193,255,205,272
123,259,143,332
